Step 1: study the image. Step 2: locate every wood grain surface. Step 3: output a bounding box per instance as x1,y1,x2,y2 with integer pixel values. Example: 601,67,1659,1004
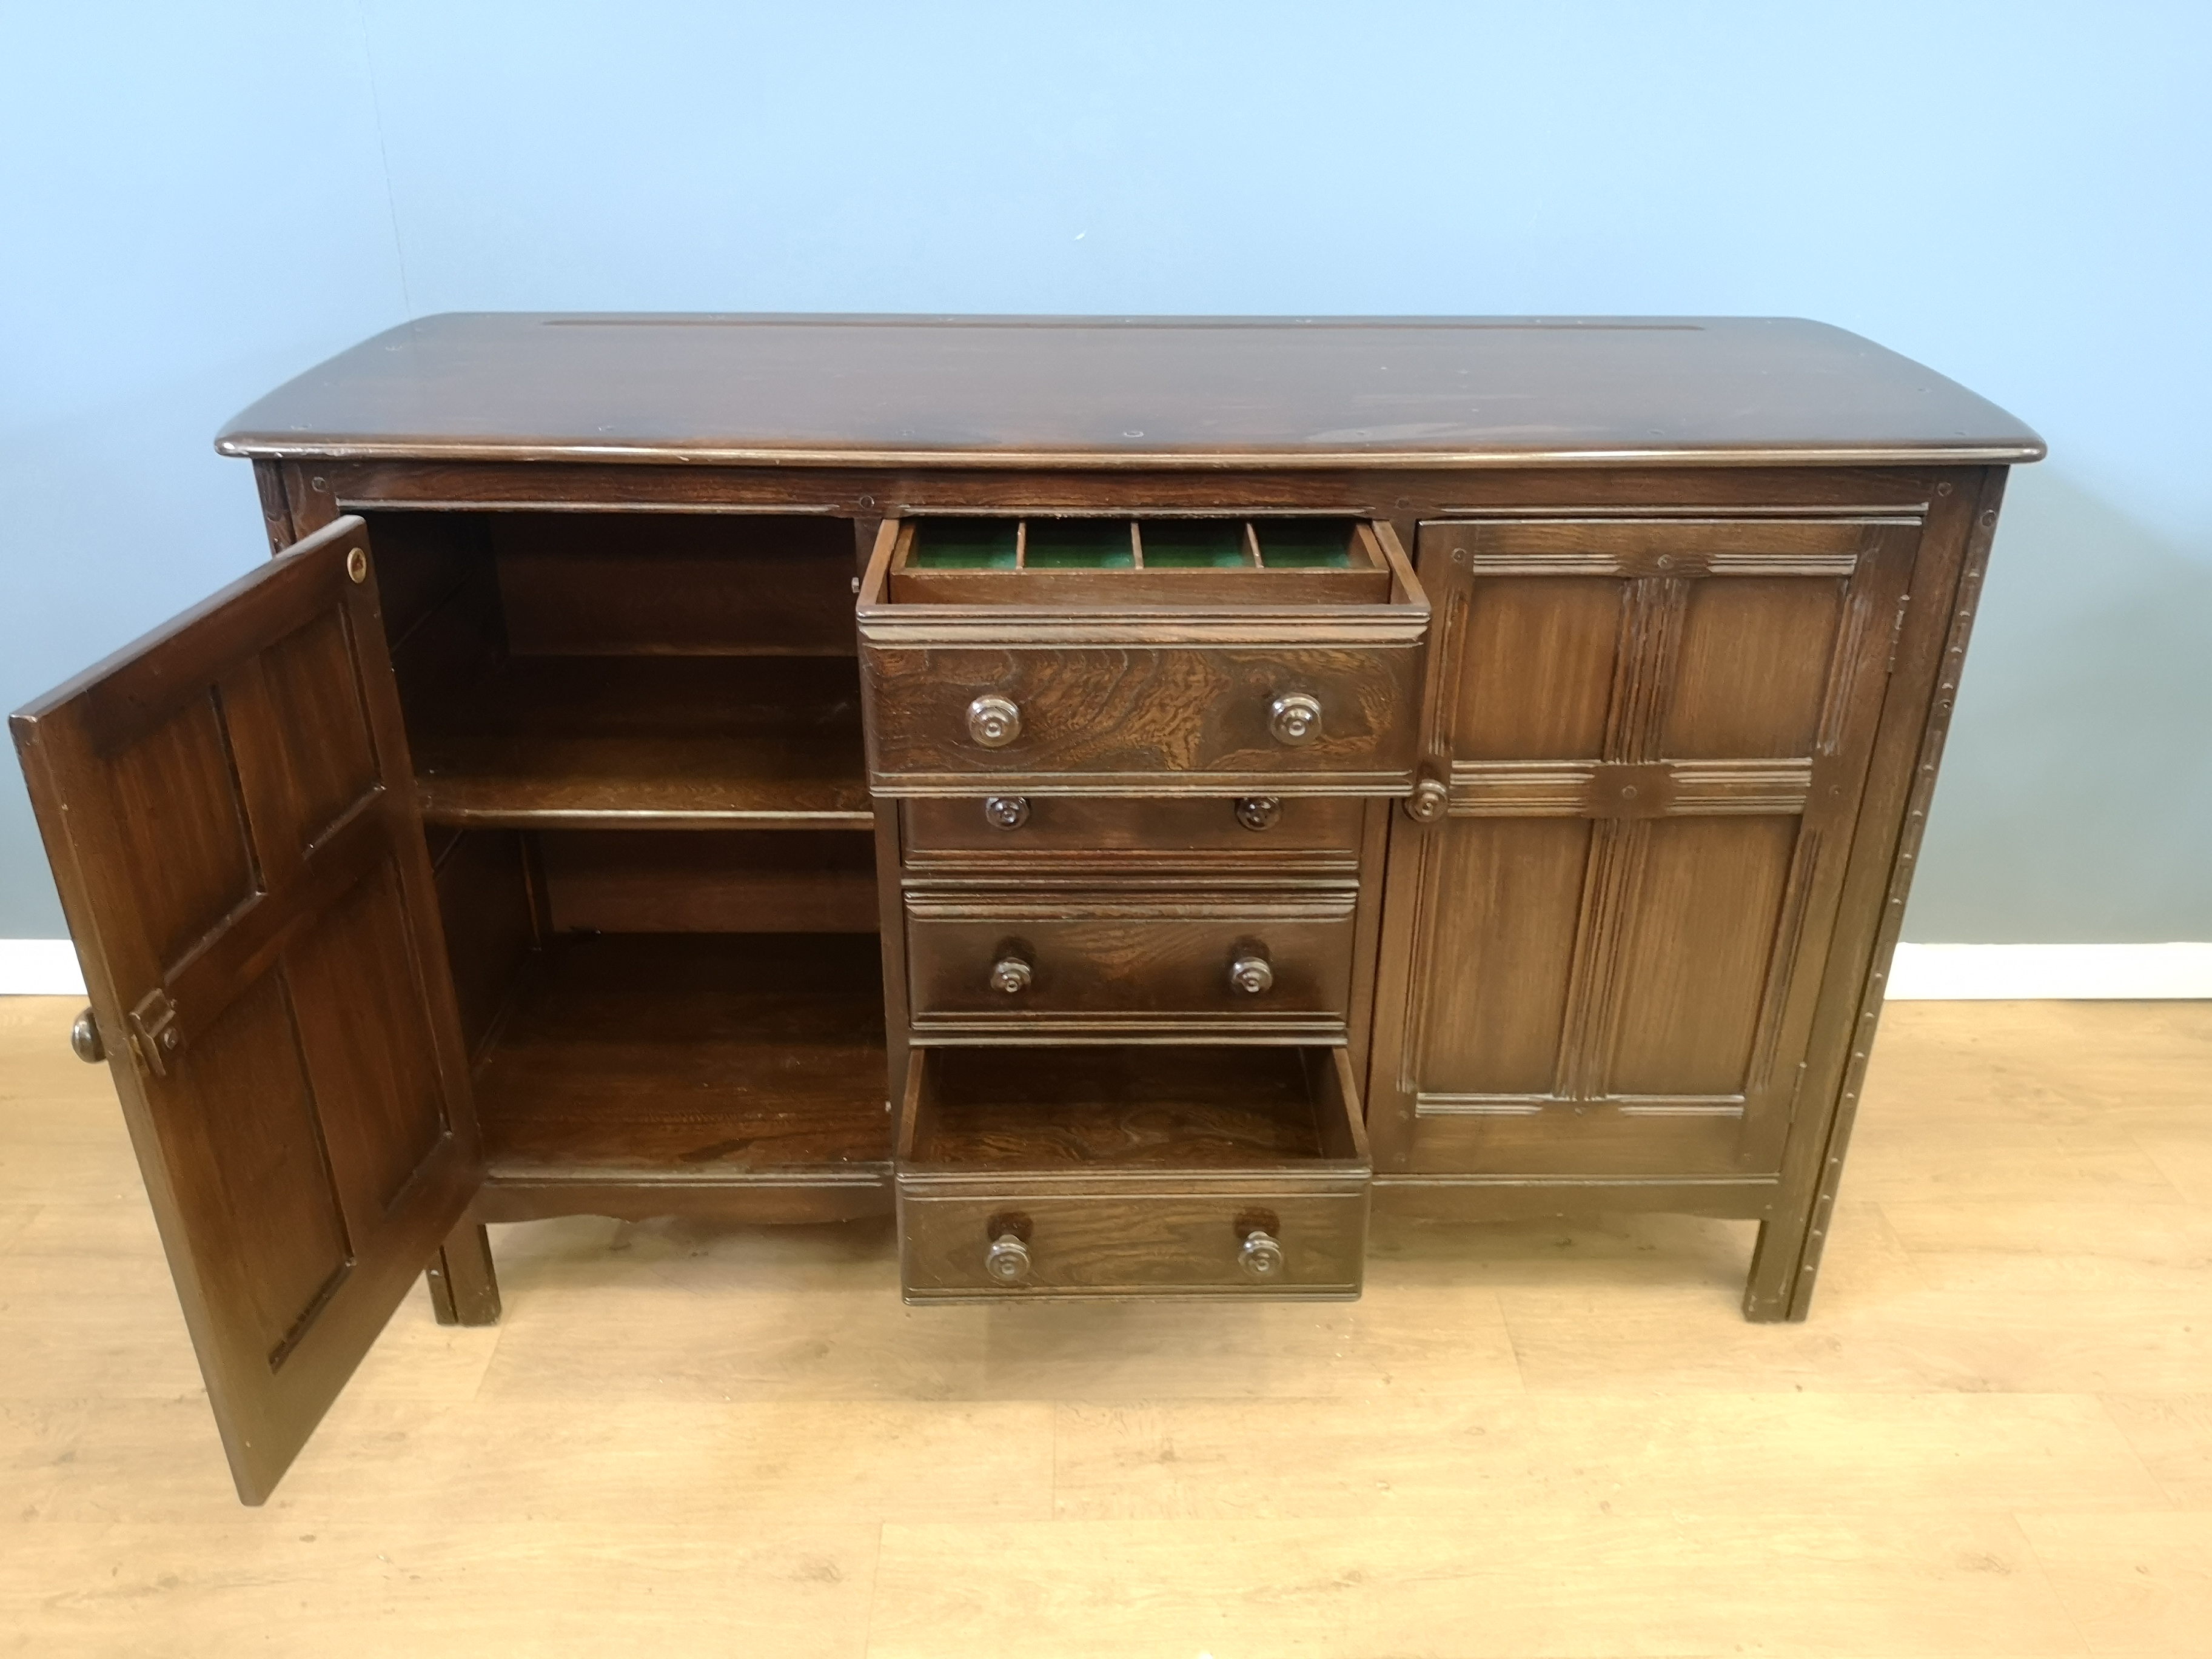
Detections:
411,654,871,829
3,995,2205,1653
900,791,1364,862
488,511,859,657
903,894,1356,1037
1367,514,1923,1273
863,641,1422,793
472,933,891,1182
895,1044,1369,1299
213,313,2045,468
7,520,482,1504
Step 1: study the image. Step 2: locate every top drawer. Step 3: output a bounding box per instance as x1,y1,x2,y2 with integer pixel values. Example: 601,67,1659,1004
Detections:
858,515,1429,794
881,515,1400,606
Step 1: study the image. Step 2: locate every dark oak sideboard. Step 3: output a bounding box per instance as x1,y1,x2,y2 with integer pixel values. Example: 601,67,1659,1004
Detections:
9,314,2043,1501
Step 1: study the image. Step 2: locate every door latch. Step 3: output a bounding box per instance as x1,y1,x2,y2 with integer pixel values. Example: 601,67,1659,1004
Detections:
129,988,181,1078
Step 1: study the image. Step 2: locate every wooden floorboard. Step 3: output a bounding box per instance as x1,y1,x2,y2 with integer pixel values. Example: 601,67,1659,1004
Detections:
1,993,2207,1654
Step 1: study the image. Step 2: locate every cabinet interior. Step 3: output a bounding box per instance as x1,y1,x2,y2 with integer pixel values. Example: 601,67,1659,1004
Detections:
371,510,890,1182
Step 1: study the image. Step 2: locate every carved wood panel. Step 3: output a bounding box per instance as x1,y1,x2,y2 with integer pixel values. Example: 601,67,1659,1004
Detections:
9,517,480,1502
1382,518,1918,1179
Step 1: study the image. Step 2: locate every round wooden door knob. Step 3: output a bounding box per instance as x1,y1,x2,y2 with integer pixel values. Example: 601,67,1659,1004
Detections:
1268,692,1322,746
1238,1228,1285,1281
985,1232,1032,1285
990,954,1034,994
69,1007,104,1065
1228,953,1274,995
967,695,1022,748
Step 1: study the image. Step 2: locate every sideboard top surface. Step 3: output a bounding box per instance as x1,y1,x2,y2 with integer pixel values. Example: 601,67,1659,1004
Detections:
215,313,2044,470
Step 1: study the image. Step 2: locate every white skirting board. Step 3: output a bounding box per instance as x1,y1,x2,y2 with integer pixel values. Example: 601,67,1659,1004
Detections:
2,940,87,996
1882,942,2212,1000
2,939,2209,1001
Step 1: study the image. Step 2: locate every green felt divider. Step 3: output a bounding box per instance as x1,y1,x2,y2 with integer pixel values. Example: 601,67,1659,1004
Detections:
1256,518,1357,568
911,518,1018,568
1026,518,1135,569
1139,520,1250,568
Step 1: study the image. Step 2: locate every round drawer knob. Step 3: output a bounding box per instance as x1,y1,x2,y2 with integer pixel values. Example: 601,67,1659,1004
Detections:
1268,692,1322,746
985,1232,1032,1285
983,794,1030,830
1234,796,1281,832
990,953,1034,994
69,1007,104,1065
1238,1228,1285,1281
1228,952,1274,995
967,695,1022,748
1404,776,1449,823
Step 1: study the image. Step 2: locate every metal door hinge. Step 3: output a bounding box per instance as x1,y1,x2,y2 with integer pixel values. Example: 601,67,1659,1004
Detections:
129,988,181,1078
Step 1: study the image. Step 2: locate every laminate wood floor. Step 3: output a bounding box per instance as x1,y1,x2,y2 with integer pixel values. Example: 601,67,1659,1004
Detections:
2,994,2207,1657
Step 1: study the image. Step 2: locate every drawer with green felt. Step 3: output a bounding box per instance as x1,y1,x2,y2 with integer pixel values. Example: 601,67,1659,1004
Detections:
857,514,1429,795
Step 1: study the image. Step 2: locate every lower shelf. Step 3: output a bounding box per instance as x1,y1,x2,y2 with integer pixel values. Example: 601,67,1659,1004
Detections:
473,933,891,1189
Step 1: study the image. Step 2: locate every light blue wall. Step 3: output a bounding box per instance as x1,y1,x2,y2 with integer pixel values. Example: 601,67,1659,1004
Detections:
4,1,2207,940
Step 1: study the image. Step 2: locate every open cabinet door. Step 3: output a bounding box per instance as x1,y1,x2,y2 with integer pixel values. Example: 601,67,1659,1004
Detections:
10,516,481,1503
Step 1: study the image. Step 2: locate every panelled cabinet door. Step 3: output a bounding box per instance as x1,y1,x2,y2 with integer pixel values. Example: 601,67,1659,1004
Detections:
1373,518,1918,1185
10,517,481,1503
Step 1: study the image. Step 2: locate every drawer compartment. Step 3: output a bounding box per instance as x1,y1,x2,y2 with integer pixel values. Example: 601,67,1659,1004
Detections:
896,1044,1370,1299
905,893,1355,1037
857,515,1428,796
862,643,1423,791
902,793,1365,863
885,516,1395,606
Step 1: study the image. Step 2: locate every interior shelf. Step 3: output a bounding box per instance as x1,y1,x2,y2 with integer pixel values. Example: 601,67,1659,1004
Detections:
475,932,890,1181
411,655,871,830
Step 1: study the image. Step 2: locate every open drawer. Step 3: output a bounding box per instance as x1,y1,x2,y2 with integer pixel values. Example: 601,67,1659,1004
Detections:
882,516,1396,606
895,1044,1371,1301
857,515,1428,796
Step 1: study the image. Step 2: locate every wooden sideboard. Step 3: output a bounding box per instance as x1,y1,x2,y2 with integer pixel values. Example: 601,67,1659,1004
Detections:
9,314,2042,1500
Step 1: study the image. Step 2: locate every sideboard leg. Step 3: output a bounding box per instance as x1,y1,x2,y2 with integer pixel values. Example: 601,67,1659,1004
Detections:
1742,1211,1817,1322
425,1219,501,1326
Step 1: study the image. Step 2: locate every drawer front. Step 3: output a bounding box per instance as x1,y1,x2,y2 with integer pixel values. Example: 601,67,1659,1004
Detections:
905,900,1355,1036
863,644,1421,791
902,793,1366,859
900,1189,1367,1298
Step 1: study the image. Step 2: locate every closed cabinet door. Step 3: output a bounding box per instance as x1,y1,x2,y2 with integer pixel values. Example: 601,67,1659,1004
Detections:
10,517,481,1503
1371,517,1917,1182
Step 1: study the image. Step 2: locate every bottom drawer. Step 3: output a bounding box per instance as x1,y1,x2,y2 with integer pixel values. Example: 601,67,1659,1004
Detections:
896,1044,1370,1301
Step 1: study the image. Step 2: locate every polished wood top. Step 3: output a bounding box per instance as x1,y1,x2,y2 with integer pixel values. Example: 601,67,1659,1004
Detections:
216,313,2043,469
